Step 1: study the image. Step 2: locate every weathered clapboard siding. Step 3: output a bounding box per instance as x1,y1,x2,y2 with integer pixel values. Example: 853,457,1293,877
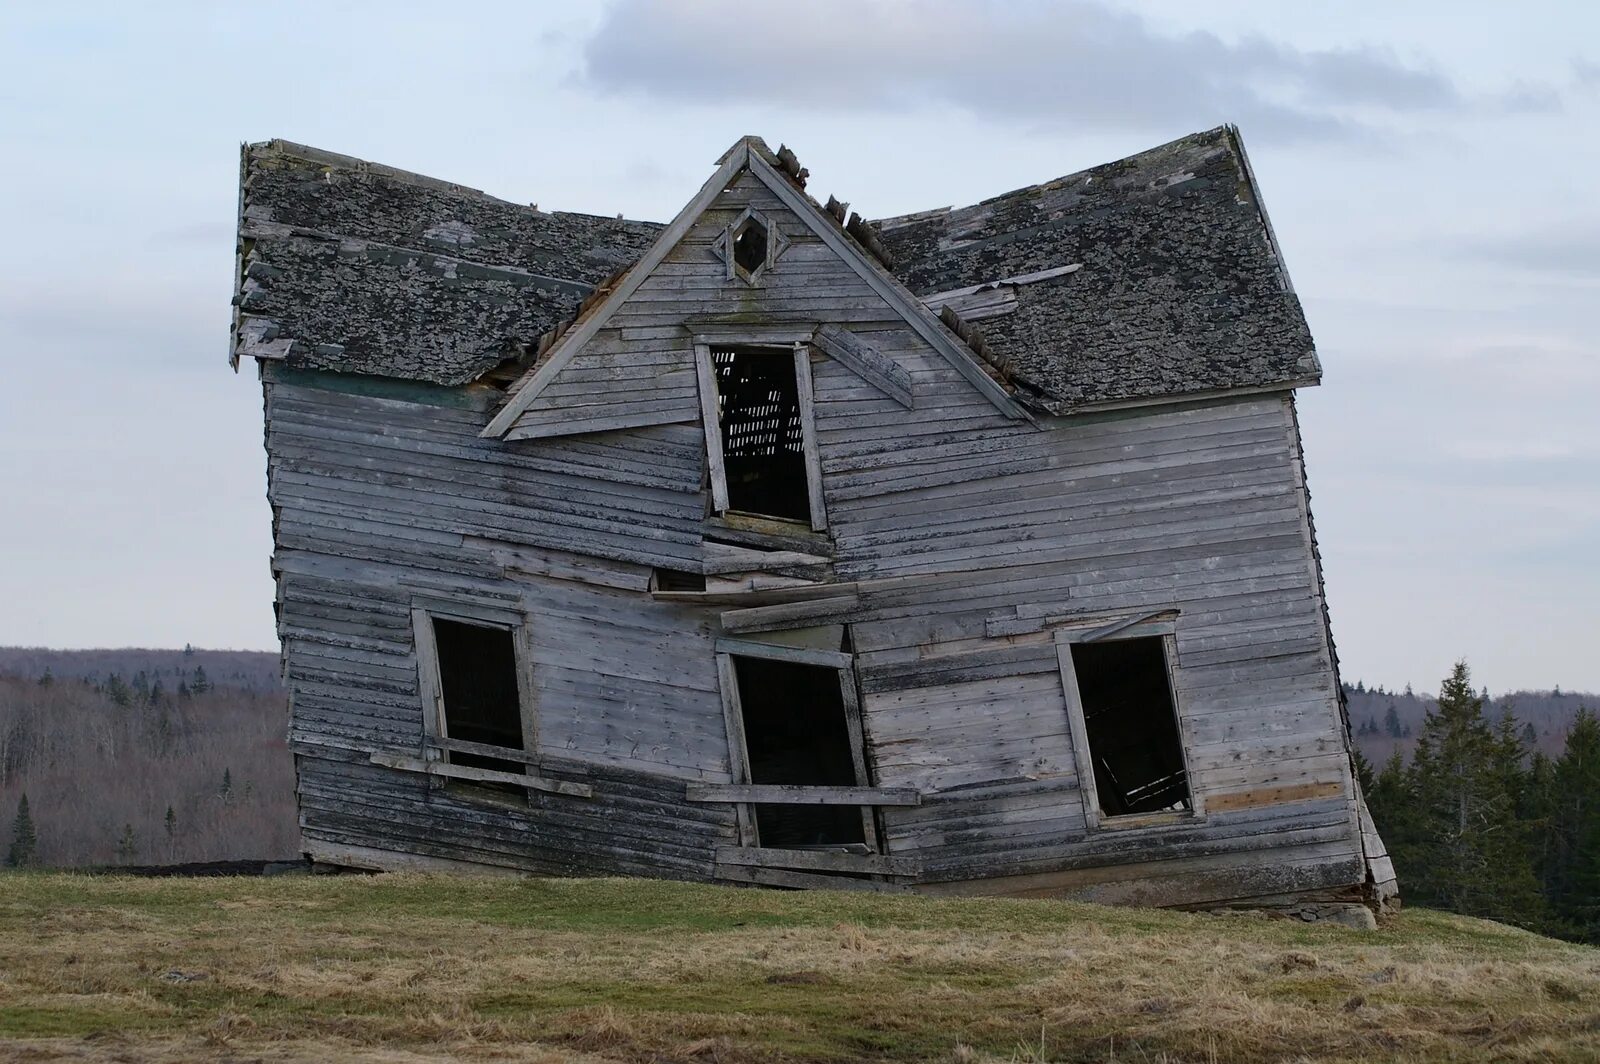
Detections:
249,134,1372,909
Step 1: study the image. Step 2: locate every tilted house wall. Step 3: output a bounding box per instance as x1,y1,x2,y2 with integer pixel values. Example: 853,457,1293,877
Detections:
235,128,1397,911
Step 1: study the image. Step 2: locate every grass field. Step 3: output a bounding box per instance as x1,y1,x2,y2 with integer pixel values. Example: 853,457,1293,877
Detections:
1,873,1598,1062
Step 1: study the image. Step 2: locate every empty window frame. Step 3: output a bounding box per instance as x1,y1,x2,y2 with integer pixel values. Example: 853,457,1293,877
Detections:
717,643,877,851
1055,625,1195,827
695,343,826,530
413,605,535,799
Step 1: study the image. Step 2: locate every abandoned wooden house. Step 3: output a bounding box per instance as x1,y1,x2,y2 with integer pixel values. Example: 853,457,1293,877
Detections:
232,126,1397,915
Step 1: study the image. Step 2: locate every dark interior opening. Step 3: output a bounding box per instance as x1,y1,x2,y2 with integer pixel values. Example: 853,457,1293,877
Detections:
712,347,810,523
733,218,769,275
653,567,707,592
733,656,865,848
1071,635,1192,817
433,618,526,795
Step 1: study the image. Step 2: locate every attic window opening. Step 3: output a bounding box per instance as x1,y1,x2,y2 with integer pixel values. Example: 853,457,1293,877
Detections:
1068,636,1191,819
433,618,527,796
733,656,867,849
710,346,811,524
733,217,769,277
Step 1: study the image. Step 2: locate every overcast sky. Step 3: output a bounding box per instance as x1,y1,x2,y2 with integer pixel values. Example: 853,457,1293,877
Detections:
1,2,1596,694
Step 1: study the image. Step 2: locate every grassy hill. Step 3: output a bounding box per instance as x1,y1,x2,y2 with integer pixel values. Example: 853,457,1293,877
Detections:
1,874,1597,1062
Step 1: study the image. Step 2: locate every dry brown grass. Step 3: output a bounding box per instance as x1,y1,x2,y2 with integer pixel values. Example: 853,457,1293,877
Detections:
1,873,1598,1062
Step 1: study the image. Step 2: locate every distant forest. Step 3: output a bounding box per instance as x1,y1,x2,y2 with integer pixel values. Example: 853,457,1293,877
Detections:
0,647,295,867
2,646,1597,940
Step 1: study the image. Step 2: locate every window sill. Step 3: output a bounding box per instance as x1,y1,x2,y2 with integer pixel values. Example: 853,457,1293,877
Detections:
704,514,832,554
1091,809,1203,833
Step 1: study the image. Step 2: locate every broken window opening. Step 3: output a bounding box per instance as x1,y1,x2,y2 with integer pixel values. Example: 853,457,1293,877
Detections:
732,217,769,277
652,567,707,592
433,617,527,796
732,656,866,849
712,346,810,523
1070,636,1191,818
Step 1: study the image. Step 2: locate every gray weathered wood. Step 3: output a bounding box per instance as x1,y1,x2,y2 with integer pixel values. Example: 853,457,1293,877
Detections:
686,784,921,806
370,750,594,798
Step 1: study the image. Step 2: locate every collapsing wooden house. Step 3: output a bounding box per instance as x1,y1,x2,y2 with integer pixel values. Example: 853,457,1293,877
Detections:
233,126,1397,916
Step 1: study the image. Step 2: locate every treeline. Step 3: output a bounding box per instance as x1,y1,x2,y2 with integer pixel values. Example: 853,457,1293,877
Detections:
1345,680,1592,770
1,649,296,868
0,646,283,694
1361,662,1600,942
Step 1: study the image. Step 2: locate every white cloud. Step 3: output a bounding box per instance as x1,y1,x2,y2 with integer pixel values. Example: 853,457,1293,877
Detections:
577,0,1542,142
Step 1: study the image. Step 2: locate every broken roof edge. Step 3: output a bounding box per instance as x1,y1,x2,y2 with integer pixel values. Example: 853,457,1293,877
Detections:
242,138,663,227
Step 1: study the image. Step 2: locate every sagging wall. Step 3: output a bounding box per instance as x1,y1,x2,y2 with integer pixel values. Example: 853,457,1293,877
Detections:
264,355,1361,900
260,156,1363,902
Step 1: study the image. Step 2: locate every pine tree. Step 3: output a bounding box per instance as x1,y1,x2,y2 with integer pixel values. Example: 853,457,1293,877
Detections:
1385,704,1404,738
7,794,38,867
1405,662,1544,926
184,643,195,657
177,679,191,700
164,805,177,838
37,668,52,687
116,823,138,864
1352,746,1377,796
219,768,234,804
104,674,132,707
1546,710,1600,940
191,666,211,695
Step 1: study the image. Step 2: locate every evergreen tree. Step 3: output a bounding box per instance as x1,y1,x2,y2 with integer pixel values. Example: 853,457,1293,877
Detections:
1352,746,1377,796
164,805,177,839
1545,710,1600,940
116,823,138,864
183,643,195,657
1404,662,1544,926
37,668,53,688
177,679,191,700
1522,721,1538,748
1385,704,1404,738
7,794,38,867
191,666,211,695
103,674,132,707
149,679,165,707
219,767,234,804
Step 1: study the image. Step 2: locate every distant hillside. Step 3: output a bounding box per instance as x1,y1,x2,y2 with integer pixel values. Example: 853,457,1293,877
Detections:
0,647,293,867
0,646,281,694
1344,681,1597,768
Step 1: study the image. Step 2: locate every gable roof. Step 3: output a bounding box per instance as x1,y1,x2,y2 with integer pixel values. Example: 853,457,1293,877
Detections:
232,140,661,384
232,128,1318,414
482,137,1029,437
874,126,1319,413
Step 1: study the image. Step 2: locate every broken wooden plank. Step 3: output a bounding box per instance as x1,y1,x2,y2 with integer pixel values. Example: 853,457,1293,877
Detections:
811,324,915,408
370,750,593,798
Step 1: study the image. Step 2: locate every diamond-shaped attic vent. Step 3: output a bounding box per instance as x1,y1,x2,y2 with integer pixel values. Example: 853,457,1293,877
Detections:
715,208,789,285
733,217,769,277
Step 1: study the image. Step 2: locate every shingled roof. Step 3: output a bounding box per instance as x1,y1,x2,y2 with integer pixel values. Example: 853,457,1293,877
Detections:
232,128,1318,411
232,140,662,385
873,126,1319,413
